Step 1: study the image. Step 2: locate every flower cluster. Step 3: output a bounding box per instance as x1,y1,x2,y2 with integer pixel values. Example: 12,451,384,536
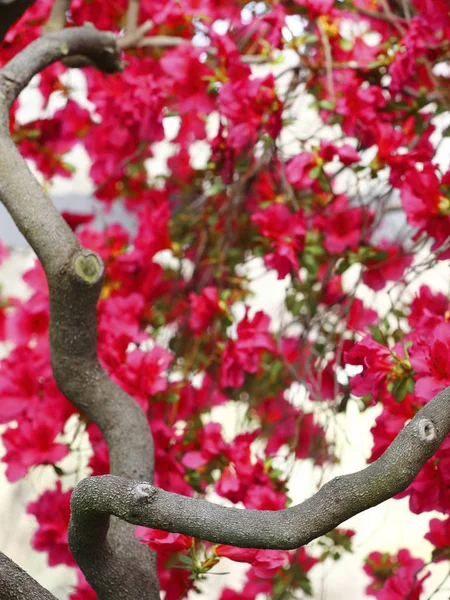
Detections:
1,0,450,598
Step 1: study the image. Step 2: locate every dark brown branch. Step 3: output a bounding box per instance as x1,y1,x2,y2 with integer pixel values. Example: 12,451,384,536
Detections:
70,386,450,550
0,27,158,600
0,0,34,44
0,552,57,600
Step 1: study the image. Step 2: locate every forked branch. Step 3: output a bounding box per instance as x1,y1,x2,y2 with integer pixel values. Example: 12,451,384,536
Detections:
0,26,158,600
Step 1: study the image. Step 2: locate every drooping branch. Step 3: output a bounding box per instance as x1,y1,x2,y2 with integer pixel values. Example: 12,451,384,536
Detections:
0,0,34,44
70,387,450,550
0,26,159,600
0,552,57,600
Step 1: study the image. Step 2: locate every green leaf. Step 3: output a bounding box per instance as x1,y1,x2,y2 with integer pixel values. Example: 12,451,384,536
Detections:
319,99,336,110
178,554,194,566
339,38,354,51
308,166,321,180
206,177,225,197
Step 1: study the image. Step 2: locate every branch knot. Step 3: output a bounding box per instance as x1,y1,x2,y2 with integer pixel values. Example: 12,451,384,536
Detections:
416,418,437,442
74,252,104,285
132,482,157,503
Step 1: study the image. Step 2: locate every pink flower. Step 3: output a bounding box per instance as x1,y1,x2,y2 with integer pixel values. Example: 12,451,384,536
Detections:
135,200,171,259
345,336,393,399
188,286,222,334
136,527,192,553
6,292,49,346
364,549,429,600
216,545,286,578
336,144,361,165
2,416,68,482
27,482,75,567
425,517,450,560
0,346,49,423
61,212,95,231
215,468,242,502
160,45,216,116
410,325,450,400
219,74,282,149
408,285,449,335
362,242,412,291
70,571,97,600
116,346,173,406
293,0,334,17
252,204,306,278
182,422,229,470
98,292,147,370
220,310,277,388
347,298,378,331
285,153,317,190
315,197,372,254
396,437,450,514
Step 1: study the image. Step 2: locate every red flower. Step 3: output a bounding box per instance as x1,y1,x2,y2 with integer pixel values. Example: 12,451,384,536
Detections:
425,517,450,560
220,310,277,388
219,74,282,149
6,292,49,345
362,242,412,291
116,346,173,407
364,549,429,600
188,286,222,334
136,527,192,554
315,196,372,254
216,545,286,578
252,204,306,279
410,324,450,400
345,336,393,399
61,212,95,231
27,482,75,567
2,416,68,482
408,285,449,335
70,571,97,600
285,153,316,190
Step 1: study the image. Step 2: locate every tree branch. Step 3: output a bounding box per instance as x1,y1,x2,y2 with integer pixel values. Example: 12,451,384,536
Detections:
135,34,270,63
124,0,140,35
0,26,158,600
43,0,70,33
0,552,57,600
0,0,34,44
71,387,450,550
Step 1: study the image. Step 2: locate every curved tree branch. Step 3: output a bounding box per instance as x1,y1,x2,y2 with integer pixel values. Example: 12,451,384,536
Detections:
0,27,158,600
70,388,450,550
0,0,34,45
0,552,57,600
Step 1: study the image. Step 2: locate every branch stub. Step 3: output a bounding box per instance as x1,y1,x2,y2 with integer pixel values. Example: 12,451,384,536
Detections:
74,252,104,285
